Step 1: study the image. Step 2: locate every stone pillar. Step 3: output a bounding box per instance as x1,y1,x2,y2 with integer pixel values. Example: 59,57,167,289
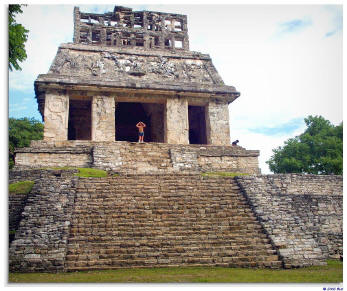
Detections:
206,101,230,145
91,96,115,141
165,97,188,144
43,90,69,141
73,6,80,43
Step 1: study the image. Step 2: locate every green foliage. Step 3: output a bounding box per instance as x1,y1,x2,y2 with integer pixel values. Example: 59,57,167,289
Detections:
75,168,108,178
9,117,44,169
9,4,29,71
267,116,343,175
9,181,34,195
202,172,249,177
8,261,342,283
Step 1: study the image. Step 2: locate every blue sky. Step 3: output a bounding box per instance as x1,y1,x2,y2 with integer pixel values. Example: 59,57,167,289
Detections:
7,4,343,173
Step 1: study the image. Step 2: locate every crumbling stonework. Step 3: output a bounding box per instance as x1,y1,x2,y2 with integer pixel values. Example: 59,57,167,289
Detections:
73,6,189,51
14,140,261,175
9,170,78,272
235,174,343,268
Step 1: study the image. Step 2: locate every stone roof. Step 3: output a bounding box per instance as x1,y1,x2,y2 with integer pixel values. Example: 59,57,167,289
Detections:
34,6,240,109
35,43,239,98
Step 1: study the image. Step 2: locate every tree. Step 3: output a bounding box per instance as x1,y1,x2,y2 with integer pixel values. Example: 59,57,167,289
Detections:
9,118,43,169
266,116,343,175
9,4,29,71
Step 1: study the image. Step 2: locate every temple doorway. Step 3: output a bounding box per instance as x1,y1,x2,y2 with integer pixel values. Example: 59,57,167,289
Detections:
115,102,164,142
188,105,207,144
68,99,92,140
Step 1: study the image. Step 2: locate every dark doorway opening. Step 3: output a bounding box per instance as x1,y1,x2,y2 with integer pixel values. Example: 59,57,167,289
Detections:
68,99,91,140
115,102,150,142
188,105,207,144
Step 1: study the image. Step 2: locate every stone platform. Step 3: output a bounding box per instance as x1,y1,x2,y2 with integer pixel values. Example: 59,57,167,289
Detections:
14,140,260,174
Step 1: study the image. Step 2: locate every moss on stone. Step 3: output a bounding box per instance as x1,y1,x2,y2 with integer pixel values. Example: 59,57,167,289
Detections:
201,172,249,178
9,181,34,195
75,168,108,178
46,167,77,170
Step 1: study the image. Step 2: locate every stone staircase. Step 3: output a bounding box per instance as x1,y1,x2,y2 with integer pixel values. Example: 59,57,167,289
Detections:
65,175,282,271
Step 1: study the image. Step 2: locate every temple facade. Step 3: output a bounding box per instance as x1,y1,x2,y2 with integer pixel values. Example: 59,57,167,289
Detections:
36,6,239,145
15,5,260,174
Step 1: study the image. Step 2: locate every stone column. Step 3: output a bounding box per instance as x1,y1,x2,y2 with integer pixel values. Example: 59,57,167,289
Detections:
43,90,69,141
73,6,80,43
91,96,115,141
165,97,188,144
206,100,230,145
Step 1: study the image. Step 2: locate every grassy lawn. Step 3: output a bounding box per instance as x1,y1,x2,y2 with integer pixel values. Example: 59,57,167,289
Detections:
9,260,342,283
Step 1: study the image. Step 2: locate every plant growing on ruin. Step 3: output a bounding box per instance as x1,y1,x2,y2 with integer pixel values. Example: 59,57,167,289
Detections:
267,116,343,175
9,4,29,71
75,168,108,178
9,181,34,195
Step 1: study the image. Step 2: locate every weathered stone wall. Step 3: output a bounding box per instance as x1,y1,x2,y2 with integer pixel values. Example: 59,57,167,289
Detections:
206,101,230,145
198,156,259,174
14,141,260,174
43,90,69,140
9,170,78,272
165,97,189,144
9,193,27,233
15,152,92,169
92,96,115,141
235,174,343,268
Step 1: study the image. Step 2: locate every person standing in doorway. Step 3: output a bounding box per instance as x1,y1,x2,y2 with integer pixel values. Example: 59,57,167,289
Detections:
136,121,146,143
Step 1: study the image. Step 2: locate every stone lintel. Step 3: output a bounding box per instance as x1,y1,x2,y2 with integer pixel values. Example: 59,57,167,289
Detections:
35,75,239,99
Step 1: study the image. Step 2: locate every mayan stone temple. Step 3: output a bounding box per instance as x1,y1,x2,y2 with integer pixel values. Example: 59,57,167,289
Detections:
14,5,260,174
10,6,342,273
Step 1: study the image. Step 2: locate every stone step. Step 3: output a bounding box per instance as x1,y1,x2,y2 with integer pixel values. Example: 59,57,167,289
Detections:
66,260,283,272
65,249,278,261
68,225,264,234
66,240,274,253
63,176,282,270
65,257,282,270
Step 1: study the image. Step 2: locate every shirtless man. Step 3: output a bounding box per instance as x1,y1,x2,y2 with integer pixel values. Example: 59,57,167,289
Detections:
136,121,146,143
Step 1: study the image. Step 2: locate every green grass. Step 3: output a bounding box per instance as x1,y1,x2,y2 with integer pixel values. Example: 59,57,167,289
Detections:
202,172,249,178
9,181,34,195
45,167,77,170
8,261,342,283
41,167,108,178
75,168,108,178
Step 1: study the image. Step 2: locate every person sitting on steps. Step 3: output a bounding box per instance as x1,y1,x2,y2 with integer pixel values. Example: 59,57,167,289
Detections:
136,121,146,143
232,140,239,146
